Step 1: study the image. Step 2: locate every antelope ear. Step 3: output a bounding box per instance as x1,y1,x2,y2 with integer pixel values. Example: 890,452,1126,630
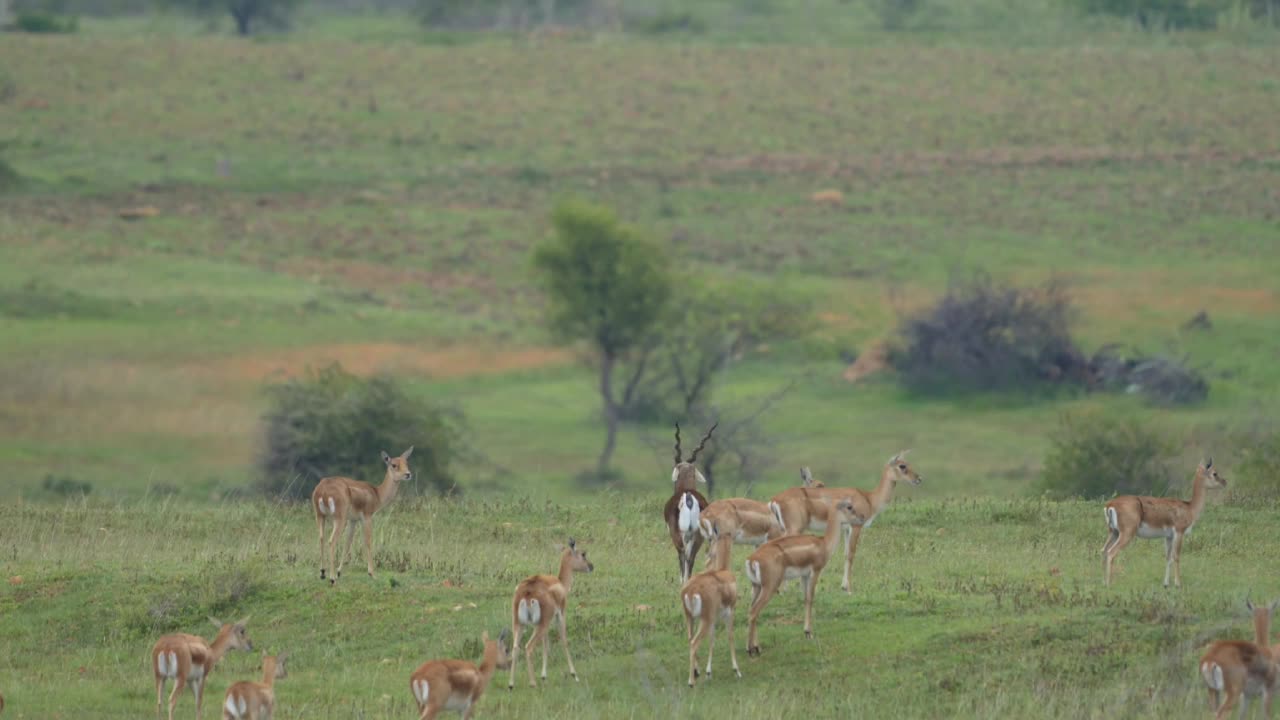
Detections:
276,651,288,665
481,631,490,642
1248,599,1256,612
1205,457,1213,469
401,446,414,460
567,537,576,549
381,450,392,463
237,616,251,627
209,616,224,629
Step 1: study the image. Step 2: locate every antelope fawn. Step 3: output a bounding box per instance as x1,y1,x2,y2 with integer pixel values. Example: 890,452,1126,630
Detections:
508,538,594,689
411,630,511,719
1200,599,1279,719
681,522,742,687
221,652,287,720
769,452,923,593
152,617,253,720
1102,458,1225,588
664,423,716,583
745,499,864,656
312,446,413,584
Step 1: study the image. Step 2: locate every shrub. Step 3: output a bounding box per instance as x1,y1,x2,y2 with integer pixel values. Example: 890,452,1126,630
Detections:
892,276,1086,395
1040,411,1177,498
1089,346,1208,406
257,363,461,499
39,473,92,497
1234,426,1280,496
6,12,79,32
1065,0,1228,29
628,9,708,34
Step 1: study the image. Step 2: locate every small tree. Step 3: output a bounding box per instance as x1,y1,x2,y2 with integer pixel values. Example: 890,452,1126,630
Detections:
167,0,301,35
1039,411,1176,498
533,199,670,474
257,364,460,499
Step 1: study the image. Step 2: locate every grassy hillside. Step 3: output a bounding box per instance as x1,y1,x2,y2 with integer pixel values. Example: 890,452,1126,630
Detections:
1,494,1277,719
2,34,1278,501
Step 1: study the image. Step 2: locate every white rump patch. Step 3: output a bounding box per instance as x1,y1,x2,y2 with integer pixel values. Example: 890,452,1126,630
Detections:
1105,507,1119,532
223,693,247,719
518,598,541,626
318,496,337,515
745,559,761,585
157,651,175,677
684,592,703,617
699,518,714,540
1201,661,1224,690
678,494,701,536
769,502,785,533
413,678,430,705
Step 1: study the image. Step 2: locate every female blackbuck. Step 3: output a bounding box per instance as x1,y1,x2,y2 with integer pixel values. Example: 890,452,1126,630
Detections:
745,499,864,656
1200,599,1279,719
411,630,511,719
768,452,923,593
312,447,413,584
221,652,287,720
1102,458,1225,588
681,523,742,687
698,497,784,571
664,423,716,584
152,617,253,720
508,538,594,689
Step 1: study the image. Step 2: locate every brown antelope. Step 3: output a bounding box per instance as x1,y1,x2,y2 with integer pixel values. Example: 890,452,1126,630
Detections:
221,652,288,720
664,423,716,584
699,497,784,571
411,630,511,719
1200,600,1279,719
768,452,923,593
312,446,413,584
152,617,253,720
681,522,742,687
1102,458,1225,588
744,499,865,656
508,538,594,689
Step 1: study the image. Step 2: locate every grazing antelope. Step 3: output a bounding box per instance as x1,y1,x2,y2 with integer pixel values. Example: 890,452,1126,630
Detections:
222,652,288,720
508,538,594,689
1102,458,1225,588
681,522,742,687
745,499,865,656
312,446,413,584
699,497,784,571
1200,599,1279,719
152,616,253,720
768,452,923,593
411,630,511,719
664,423,716,583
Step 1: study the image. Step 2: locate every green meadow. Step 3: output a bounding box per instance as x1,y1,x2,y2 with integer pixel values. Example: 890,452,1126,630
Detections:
1,5,1279,718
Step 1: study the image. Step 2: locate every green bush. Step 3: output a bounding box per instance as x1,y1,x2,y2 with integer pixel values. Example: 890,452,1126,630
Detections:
628,9,708,34
1235,427,1280,496
39,473,92,497
256,363,461,499
1040,411,1177,498
1065,0,1228,29
6,12,79,32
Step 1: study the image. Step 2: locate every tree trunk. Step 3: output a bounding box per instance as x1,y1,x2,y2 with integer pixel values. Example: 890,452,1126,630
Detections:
596,351,619,475
231,6,252,35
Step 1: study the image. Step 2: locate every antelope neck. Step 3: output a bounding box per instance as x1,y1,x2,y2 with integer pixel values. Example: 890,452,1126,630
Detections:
557,553,577,591
1255,611,1273,646
208,626,236,664
260,658,278,687
866,465,898,513
375,469,401,507
1187,472,1209,517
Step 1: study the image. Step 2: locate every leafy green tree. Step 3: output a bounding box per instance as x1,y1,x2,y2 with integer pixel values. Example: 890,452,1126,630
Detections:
533,199,670,474
169,0,301,35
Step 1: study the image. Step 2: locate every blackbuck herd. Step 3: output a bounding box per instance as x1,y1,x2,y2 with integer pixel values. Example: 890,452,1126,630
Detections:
55,423,1246,720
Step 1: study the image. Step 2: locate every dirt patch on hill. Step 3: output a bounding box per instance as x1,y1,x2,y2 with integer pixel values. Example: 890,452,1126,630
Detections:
192,342,574,383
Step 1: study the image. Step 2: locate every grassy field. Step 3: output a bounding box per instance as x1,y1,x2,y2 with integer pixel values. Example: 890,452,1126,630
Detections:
2,31,1278,502
2,494,1279,719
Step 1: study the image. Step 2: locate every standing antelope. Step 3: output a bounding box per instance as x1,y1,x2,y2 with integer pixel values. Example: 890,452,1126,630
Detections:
698,496,784,571
664,423,716,584
768,452,923,593
1200,599,1279,719
411,630,511,719
508,538,594,689
745,499,864,656
681,522,742,687
1102,458,1225,588
152,617,253,720
312,446,413,584
222,652,288,720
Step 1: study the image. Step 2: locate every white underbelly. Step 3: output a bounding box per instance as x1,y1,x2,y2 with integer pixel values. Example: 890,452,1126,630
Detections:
1136,523,1173,539
783,566,810,580
737,530,770,545
446,693,473,711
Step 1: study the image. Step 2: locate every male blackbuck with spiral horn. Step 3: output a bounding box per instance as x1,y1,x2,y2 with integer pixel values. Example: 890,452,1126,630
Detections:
745,498,864,656
152,617,253,720
312,447,413,584
508,539,594,689
1200,599,1279,719
768,452,923,593
221,652,287,720
681,522,742,687
1102,458,1225,588
411,630,511,719
664,423,716,584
